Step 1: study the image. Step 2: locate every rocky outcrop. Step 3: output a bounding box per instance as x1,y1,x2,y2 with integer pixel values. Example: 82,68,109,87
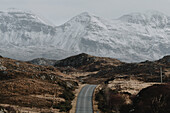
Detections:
28,58,57,66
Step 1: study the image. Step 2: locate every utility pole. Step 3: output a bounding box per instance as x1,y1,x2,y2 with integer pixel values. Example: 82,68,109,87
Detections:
160,66,163,83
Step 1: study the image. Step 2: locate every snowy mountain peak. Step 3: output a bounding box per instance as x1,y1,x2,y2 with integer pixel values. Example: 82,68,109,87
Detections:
145,10,167,17
0,9,170,62
65,12,108,25
0,8,52,25
68,12,94,24
0,9,56,47
58,11,108,35
119,10,169,28
60,12,108,30
78,12,92,16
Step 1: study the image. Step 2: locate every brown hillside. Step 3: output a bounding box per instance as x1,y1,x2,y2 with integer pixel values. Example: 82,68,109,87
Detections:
131,83,170,113
55,53,123,72
83,55,170,84
0,56,78,112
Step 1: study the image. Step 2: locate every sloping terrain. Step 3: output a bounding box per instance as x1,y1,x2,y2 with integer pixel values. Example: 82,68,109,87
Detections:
54,53,123,80
0,52,169,112
0,9,170,62
53,53,170,84
27,58,57,66
55,11,170,62
126,84,170,113
83,55,170,84
0,55,78,112
95,82,170,113
0,8,76,61
108,78,160,95
55,53,123,72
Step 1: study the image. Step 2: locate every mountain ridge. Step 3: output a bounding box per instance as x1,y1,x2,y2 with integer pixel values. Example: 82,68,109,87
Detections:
0,9,170,62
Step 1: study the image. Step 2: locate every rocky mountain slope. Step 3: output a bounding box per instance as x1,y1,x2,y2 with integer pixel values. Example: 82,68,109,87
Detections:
0,9,75,61
0,9,170,62
28,58,57,66
54,11,170,62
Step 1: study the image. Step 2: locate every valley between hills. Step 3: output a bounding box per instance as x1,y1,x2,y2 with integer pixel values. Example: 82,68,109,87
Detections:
0,53,170,113
0,5,170,113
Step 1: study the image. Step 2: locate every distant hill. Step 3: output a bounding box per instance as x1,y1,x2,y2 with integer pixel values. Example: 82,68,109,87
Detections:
28,58,57,66
54,53,123,72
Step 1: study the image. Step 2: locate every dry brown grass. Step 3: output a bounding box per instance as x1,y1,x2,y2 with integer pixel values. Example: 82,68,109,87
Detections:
55,53,123,73
0,78,62,108
108,78,160,95
0,56,78,112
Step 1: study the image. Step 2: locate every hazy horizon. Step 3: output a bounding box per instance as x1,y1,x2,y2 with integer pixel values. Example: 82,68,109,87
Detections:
0,0,170,25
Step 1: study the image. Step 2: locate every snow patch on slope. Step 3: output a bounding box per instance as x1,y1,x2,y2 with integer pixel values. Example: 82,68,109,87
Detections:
0,9,170,62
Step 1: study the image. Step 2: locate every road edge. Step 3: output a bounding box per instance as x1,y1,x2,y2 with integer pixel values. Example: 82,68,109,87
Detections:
93,85,101,113
69,84,86,113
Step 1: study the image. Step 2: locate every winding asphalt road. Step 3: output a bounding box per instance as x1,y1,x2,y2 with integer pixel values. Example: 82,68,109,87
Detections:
76,85,97,113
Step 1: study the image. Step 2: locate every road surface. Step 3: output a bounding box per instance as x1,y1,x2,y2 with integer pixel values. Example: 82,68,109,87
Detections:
76,85,97,113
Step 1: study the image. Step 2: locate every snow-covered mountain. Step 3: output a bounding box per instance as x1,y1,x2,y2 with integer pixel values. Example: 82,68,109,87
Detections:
0,9,76,60
54,11,170,62
0,9,56,46
0,9,170,62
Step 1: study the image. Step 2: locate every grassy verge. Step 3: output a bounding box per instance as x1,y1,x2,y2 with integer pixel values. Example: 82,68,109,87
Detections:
54,81,77,112
95,85,126,113
95,84,170,113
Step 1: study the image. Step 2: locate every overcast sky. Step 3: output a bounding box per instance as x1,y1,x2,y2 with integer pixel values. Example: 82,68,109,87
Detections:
0,0,170,25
